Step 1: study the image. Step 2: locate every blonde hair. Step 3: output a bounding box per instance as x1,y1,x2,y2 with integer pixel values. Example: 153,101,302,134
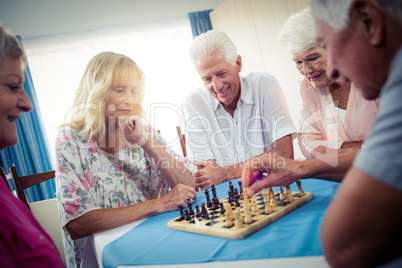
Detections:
66,51,146,140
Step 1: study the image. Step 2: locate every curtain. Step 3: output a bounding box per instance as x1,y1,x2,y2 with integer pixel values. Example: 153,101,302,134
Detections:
188,9,213,38
0,36,56,202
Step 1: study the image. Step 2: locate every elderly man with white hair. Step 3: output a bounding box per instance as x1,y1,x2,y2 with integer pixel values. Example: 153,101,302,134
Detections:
182,30,296,190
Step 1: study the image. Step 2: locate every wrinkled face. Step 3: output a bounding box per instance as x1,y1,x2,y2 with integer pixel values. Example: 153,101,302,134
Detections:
292,47,330,89
314,18,384,100
105,71,140,122
0,57,32,150
196,53,242,107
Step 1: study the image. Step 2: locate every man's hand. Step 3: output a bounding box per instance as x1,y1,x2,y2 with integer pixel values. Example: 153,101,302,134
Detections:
242,152,300,196
194,159,226,190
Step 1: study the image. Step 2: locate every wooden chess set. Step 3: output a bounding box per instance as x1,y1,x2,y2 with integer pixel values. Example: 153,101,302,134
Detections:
167,181,313,240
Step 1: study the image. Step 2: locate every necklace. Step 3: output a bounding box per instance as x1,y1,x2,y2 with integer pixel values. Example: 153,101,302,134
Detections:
329,81,351,110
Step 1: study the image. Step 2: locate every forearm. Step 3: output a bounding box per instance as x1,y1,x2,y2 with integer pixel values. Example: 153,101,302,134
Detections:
297,149,359,182
221,162,245,182
66,199,161,240
141,136,195,188
340,141,362,149
272,135,294,159
321,168,402,267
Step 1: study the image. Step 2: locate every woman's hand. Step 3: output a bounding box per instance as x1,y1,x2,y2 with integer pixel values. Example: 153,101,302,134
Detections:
119,115,149,147
157,184,197,213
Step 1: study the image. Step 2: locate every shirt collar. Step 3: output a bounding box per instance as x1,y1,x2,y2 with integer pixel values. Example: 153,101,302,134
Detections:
211,76,254,111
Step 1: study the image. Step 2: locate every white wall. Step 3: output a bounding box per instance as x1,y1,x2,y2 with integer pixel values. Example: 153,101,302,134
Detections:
0,0,225,38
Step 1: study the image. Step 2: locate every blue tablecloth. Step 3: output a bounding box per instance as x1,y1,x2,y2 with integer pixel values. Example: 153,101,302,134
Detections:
102,179,339,268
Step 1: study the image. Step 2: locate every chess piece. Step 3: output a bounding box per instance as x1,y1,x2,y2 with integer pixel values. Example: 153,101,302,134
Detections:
270,191,278,206
252,197,260,213
234,195,240,207
286,191,295,203
285,185,292,195
243,187,250,200
279,187,286,201
262,188,269,202
225,210,234,227
228,191,234,204
234,207,243,228
212,186,219,209
219,202,226,215
237,180,243,196
265,200,273,214
243,198,252,224
224,203,234,221
229,181,234,192
179,205,185,220
184,209,191,221
187,198,194,215
297,181,305,197
195,204,201,218
201,203,209,219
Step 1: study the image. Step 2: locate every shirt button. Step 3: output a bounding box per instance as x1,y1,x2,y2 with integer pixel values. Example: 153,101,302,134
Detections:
39,235,45,241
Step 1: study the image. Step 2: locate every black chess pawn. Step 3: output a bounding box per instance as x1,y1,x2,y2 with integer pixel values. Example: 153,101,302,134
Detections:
212,188,219,208
219,202,226,215
234,195,240,207
195,204,201,218
206,195,212,208
228,191,234,203
179,205,184,220
184,209,191,221
201,203,209,219
187,198,194,215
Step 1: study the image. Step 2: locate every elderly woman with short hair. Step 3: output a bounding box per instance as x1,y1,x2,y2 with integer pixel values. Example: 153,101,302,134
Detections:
278,7,379,162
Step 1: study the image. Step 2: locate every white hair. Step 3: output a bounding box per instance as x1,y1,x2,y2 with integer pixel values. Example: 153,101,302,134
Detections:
311,0,402,32
189,30,238,66
278,7,317,53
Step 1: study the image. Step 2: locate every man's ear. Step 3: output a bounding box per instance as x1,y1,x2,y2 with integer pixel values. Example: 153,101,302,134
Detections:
236,55,242,73
351,0,384,46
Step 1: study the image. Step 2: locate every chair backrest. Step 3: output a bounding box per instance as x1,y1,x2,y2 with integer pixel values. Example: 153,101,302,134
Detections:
8,164,65,264
30,198,66,264
176,126,187,157
9,163,55,210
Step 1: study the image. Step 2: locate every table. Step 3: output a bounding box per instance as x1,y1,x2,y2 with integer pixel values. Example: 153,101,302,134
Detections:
90,179,338,268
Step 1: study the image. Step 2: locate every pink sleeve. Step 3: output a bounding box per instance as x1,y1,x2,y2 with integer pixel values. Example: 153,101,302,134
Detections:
297,80,343,159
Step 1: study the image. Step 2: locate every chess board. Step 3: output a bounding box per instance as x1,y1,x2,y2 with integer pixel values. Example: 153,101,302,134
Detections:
167,189,314,240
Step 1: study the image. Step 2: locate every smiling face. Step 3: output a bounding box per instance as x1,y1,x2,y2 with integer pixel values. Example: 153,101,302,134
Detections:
292,47,331,89
196,53,242,111
314,12,386,100
0,57,32,150
105,69,142,122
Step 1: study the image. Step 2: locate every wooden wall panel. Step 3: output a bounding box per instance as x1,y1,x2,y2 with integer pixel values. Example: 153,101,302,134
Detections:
210,0,265,74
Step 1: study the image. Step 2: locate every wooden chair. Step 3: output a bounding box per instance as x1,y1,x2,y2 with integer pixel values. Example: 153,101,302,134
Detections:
176,126,187,157
10,164,56,210
9,164,65,264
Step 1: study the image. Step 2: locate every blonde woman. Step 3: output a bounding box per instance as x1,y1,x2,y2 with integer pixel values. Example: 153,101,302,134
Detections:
55,52,196,267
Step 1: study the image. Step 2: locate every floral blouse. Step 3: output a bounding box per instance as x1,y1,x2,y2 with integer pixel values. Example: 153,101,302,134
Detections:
55,126,194,268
